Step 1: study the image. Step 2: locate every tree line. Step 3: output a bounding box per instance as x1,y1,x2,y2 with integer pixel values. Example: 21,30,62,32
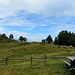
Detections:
42,30,75,47
0,33,27,42
54,30,75,47
0,30,75,47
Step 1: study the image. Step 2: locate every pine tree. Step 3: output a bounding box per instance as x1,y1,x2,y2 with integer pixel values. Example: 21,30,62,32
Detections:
46,35,53,44
9,34,14,40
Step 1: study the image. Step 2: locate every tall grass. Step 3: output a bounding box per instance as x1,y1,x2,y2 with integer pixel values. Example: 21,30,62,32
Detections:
0,42,75,75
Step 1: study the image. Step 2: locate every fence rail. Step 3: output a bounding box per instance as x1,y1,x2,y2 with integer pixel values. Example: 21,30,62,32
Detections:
47,56,67,58
9,58,30,60
0,55,74,66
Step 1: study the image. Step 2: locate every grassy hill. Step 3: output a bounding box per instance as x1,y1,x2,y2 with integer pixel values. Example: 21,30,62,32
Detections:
0,41,75,75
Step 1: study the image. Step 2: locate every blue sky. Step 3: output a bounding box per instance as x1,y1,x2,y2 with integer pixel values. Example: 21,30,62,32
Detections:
0,0,75,41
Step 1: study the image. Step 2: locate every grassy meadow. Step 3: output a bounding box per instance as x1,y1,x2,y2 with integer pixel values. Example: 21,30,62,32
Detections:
0,41,75,75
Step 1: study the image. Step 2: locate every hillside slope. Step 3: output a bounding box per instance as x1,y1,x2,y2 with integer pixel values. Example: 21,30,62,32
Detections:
0,42,75,75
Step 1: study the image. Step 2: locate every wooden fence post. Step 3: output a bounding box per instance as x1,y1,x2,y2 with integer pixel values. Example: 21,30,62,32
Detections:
30,55,32,66
5,57,8,66
44,54,46,65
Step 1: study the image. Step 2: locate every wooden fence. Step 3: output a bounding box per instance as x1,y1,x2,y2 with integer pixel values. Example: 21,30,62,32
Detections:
0,55,69,66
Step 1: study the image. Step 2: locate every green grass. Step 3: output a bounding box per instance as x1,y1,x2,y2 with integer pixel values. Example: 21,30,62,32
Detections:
0,42,75,75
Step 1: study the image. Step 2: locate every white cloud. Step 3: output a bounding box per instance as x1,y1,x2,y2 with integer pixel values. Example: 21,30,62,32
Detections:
0,27,5,32
0,0,75,18
4,30,48,42
0,0,9,5
53,23,75,36
0,0,75,41
6,31,28,39
25,34,48,42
